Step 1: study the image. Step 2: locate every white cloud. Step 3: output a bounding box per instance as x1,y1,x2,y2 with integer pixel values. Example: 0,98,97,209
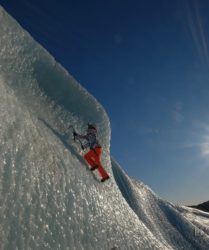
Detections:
184,0,209,67
200,143,209,157
171,101,184,124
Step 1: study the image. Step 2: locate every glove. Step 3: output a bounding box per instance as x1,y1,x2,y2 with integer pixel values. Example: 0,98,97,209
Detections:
73,131,78,140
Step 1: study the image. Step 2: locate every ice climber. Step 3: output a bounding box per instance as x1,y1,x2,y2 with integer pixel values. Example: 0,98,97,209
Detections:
73,123,110,182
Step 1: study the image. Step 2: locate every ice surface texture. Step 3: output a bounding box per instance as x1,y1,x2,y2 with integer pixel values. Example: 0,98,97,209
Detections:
0,6,209,250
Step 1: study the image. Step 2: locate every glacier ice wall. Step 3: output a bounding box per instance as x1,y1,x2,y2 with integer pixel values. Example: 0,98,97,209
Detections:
112,160,209,249
1,5,209,250
0,6,165,250
0,5,110,152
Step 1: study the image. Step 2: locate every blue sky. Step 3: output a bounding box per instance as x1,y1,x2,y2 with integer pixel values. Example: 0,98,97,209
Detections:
1,0,209,204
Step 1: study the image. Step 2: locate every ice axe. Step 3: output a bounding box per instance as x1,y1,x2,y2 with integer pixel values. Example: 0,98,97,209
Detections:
68,125,85,150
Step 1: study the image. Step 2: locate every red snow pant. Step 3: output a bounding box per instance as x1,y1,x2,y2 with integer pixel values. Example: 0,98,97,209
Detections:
84,147,109,179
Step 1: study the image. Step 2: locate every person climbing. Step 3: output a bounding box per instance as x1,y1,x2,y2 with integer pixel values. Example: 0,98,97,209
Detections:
73,123,110,182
